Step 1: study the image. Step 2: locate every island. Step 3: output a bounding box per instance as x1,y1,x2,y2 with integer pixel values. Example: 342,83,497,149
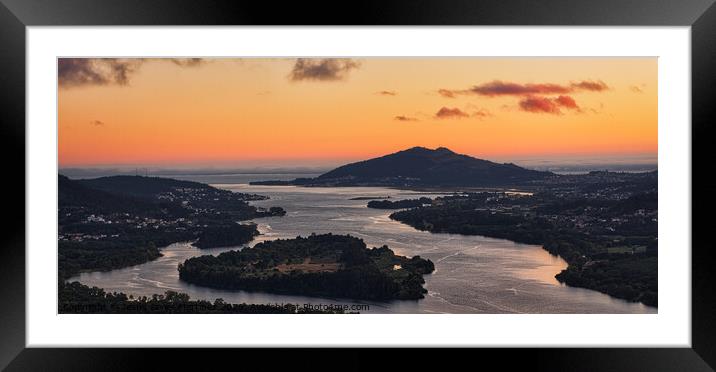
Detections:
245,146,658,307
367,197,432,209
58,174,285,281
178,233,435,301
59,147,659,311
250,146,552,187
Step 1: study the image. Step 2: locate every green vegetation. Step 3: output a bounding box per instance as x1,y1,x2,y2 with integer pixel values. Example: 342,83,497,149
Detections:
59,281,345,314
556,256,657,306
179,234,435,301
59,234,172,281
390,185,657,307
59,174,284,280
193,223,259,249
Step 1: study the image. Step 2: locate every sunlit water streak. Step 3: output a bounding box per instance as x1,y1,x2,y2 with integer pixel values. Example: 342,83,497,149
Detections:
70,185,656,314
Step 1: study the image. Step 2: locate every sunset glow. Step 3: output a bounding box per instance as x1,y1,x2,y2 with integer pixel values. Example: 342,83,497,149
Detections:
58,57,657,167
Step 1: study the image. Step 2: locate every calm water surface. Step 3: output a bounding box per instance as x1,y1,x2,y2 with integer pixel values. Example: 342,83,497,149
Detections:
70,185,656,314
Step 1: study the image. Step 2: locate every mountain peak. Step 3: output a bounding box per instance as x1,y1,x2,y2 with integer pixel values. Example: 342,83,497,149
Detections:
308,146,549,186
434,146,455,154
252,146,552,187
402,146,455,154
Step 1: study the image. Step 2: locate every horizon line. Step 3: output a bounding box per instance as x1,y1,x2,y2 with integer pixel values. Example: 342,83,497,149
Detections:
58,149,658,170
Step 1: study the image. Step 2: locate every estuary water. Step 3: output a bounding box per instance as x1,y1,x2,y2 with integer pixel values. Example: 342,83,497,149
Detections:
70,184,656,314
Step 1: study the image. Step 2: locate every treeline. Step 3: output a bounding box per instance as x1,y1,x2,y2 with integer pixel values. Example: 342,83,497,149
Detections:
556,256,657,307
193,223,259,249
58,223,261,281
367,197,432,209
391,207,591,261
59,281,345,314
179,234,435,301
58,230,193,280
349,196,391,200
390,192,658,307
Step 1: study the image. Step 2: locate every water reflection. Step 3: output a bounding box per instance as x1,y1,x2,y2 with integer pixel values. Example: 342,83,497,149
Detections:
70,185,656,314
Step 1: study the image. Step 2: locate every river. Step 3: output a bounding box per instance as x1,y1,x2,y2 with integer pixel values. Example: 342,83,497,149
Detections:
69,184,656,314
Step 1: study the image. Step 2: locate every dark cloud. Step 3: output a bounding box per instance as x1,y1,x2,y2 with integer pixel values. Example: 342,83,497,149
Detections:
377,90,397,96
439,80,610,98
519,96,561,114
436,79,600,116
58,58,142,88
571,80,609,92
470,81,571,96
519,95,581,115
58,58,207,88
435,107,470,119
394,115,419,122
289,58,361,82
90,120,105,126
555,95,579,110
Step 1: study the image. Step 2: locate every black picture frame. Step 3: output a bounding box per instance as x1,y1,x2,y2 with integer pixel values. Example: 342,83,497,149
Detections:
1,0,714,370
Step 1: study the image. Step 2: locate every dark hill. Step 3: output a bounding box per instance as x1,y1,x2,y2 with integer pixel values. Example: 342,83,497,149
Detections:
78,175,213,198
252,147,551,187
59,174,162,215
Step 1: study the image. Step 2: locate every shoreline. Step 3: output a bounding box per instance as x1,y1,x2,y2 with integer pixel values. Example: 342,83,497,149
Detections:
62,180,656,312
67,227,654,312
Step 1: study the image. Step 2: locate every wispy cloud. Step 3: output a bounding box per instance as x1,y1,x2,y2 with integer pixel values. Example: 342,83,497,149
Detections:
58,58,207,88
376,90,397,96
169,58,205,67
630,84,646,93
472,109,492,119
288,58,361,82
436,79,605,116
435,107,470,119
437,89,456,98
468,81,572,96
438,80,609,98
570,80,609,92
394,115,419,122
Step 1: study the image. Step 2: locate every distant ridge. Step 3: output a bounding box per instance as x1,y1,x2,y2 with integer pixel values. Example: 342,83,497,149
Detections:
77,175,213,198
251,146,552,187
58,174,185,216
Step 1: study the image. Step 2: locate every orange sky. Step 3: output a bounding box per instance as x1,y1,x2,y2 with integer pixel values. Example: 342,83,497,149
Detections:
58,57,657,168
